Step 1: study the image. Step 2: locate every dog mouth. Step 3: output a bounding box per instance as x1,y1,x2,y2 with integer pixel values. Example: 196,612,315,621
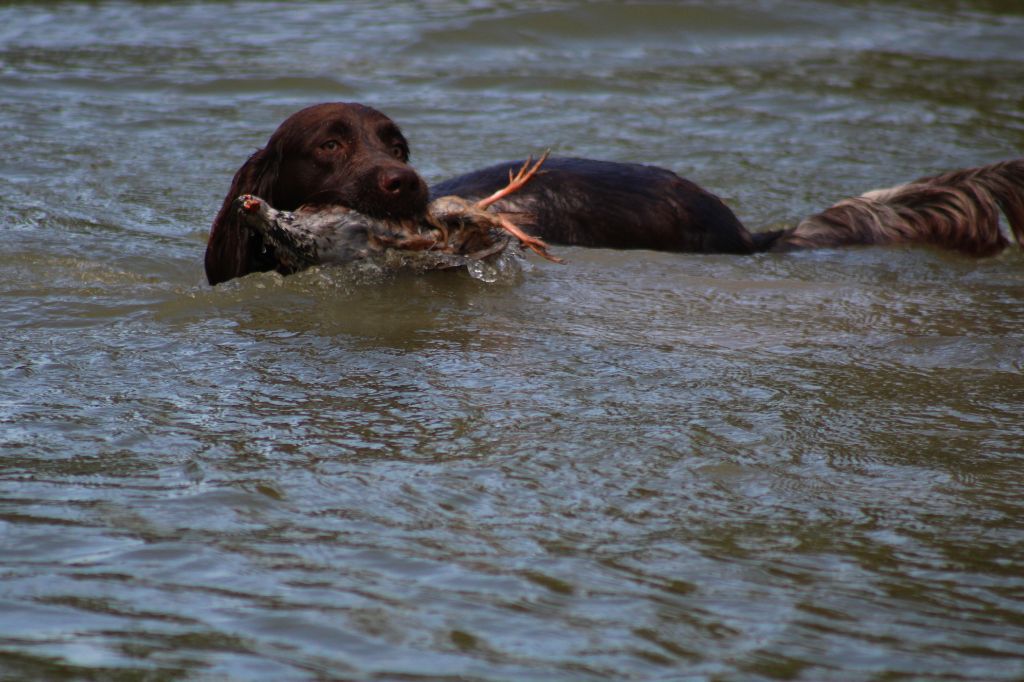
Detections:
302,182,429,221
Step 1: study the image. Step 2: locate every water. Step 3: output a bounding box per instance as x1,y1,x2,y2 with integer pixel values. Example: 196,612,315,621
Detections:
2,1,1024,679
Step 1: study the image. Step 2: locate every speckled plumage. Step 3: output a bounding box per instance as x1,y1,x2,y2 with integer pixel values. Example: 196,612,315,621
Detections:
235,194,516,275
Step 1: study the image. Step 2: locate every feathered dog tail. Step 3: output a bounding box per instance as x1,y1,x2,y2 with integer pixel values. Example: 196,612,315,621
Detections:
762,158,1024,256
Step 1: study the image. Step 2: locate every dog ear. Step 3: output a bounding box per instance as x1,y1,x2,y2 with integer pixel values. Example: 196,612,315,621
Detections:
204,146,281,285
243,145,282,204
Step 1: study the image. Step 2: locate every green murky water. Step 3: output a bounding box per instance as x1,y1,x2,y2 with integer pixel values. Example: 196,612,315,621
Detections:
2,2,1023,679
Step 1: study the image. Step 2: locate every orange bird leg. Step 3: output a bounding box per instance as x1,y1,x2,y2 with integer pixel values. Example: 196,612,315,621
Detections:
495,215,564,263
475,150,550,211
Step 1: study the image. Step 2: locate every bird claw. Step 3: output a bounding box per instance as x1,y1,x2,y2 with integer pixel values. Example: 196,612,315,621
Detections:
475,150,551,211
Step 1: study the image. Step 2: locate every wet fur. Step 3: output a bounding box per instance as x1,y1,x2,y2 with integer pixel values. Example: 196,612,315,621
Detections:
437,157,1024,258
431,157,756,254
763,159,1024,255
206,104,1023,285
205,103,428,285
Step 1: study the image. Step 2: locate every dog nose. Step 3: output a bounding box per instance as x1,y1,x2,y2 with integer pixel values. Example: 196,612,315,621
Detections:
378,167,418,196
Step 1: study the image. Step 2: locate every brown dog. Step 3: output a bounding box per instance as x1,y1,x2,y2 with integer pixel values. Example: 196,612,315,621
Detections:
204,103,428,285
206,103,1023,284
204,102,759,285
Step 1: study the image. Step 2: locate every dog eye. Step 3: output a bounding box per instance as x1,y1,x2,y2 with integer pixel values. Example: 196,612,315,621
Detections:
392,146,405,160
320,140,341,152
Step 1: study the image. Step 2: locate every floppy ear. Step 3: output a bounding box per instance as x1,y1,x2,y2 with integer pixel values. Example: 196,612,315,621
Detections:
204,146,282,285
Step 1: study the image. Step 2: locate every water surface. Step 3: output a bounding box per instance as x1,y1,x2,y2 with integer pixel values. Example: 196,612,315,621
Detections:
1,1,1023,679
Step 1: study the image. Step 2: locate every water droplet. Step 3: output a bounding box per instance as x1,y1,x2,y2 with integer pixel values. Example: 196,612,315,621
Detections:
466,259,499,283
